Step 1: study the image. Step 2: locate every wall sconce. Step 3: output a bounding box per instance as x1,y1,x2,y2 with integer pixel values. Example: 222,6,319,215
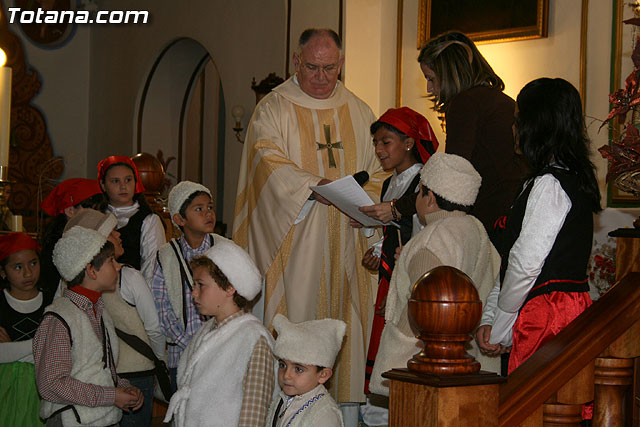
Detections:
232,104,245,143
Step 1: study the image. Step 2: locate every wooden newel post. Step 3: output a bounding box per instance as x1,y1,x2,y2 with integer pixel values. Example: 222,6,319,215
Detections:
382,266,504,427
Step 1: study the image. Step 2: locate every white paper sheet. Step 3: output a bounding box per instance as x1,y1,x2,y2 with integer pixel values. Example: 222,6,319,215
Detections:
310,175,392,227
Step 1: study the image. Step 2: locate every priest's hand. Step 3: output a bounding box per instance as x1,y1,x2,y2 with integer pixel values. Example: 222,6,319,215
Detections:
359,201,393,223
313,179,333,205
349,218,363,228
361,247,380,270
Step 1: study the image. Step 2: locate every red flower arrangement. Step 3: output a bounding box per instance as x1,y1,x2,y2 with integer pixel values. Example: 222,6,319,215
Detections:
599,18,640,187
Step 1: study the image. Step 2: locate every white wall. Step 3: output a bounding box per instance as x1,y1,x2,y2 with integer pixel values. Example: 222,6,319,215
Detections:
344,0,397,116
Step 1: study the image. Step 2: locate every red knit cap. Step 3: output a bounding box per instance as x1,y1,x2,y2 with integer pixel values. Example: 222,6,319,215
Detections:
0,232,40,263
376,107,439,163
97,155,145,193
40,178,102,217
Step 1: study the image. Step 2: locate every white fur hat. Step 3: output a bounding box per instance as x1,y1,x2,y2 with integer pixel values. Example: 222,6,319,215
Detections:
420,152,482,206
63,209,117,237
168,181,212,226
202,239,261,300
53,226,108,282
272,314,346,368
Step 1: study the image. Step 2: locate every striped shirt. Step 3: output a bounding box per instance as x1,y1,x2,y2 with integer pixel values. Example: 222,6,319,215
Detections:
33,289,130,408
151,234,212,367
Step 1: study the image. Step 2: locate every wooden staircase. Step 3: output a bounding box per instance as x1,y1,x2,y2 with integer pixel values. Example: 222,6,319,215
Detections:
385,272,640,426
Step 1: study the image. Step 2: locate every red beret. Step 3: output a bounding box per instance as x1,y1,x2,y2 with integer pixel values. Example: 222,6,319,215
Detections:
0,232,40,263
97,156,145,194
41,178,102,217
377,107,439,163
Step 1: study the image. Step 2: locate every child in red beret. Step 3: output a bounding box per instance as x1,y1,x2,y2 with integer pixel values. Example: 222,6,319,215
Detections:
97,156,165,285
40,178,106,297
0,232,51,426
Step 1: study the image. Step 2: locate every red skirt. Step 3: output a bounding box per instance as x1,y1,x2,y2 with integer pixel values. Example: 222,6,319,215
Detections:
508,291,592,374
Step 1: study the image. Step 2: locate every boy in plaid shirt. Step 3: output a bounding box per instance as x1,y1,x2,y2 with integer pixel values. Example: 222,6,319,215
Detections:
33,226,143,426
152,181,227,388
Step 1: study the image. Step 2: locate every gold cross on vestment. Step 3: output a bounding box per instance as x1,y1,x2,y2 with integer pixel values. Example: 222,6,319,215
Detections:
316,124,342,168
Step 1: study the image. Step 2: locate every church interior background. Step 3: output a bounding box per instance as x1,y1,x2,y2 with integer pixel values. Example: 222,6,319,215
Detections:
0,0,637,296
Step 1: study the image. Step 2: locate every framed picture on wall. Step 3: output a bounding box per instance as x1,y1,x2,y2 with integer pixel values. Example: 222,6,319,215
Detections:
417,0,549,48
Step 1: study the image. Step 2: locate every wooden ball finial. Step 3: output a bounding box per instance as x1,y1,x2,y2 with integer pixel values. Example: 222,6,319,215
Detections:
407,265,482,375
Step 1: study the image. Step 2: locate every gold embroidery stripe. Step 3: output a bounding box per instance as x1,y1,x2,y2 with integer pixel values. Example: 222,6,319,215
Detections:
338,104,357,176
294,104,320,175
265,226,295,322
357,231,372,351
327,207,346,401
338,270,352,403
317,259,328,321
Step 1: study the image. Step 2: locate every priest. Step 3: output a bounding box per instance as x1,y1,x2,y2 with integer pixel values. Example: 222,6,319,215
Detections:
233,28,386,406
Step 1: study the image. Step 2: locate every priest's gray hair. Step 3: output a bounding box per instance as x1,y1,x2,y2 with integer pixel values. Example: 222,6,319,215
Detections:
298,28,342,52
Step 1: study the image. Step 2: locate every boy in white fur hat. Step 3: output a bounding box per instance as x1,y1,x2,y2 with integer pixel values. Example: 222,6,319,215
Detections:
151,181,230,389
33,226,144,426
163,239,275,427
369,153,501,400
64,209,166,425
266,314,346,427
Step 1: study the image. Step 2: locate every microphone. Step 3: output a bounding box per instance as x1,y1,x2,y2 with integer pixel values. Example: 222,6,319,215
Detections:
353,170,369,187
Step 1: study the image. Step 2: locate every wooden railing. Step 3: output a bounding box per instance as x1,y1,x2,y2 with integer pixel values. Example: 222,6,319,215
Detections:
499,272,640,425
384,272,640,426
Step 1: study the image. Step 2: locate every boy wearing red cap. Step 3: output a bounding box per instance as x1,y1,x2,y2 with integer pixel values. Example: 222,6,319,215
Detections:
0,233,50,426
97,156,165,285
40,178,106,297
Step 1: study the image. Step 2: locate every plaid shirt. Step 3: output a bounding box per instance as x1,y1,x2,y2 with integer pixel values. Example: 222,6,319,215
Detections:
219,311,275,427
151,234,213,367
33,289,130,408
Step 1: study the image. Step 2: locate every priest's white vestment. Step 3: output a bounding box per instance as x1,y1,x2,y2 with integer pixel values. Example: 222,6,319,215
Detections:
233,76,386,402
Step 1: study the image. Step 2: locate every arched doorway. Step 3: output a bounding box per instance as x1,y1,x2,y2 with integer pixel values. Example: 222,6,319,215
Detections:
136,38,225,228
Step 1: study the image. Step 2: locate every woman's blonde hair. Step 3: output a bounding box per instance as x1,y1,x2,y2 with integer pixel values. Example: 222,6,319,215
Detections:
418,32,504,112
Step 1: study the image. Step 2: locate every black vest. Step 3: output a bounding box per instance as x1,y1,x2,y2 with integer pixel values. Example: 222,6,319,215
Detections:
117,202,152,270
379,174,421,282
0,287,56,341
499,167,592,305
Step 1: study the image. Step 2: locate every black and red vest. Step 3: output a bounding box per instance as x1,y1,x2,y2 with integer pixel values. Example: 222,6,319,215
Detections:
498,166,592,305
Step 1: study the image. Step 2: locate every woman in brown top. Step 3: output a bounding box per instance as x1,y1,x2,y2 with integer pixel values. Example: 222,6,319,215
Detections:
418,31,525,242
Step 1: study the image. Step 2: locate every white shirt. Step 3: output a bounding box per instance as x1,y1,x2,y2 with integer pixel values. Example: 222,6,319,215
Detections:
485,174,572,346
119,266,166,359
369,163,423,253
108,201,165,286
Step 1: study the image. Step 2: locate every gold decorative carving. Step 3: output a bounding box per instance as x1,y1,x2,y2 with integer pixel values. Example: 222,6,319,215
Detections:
0,0,63,230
